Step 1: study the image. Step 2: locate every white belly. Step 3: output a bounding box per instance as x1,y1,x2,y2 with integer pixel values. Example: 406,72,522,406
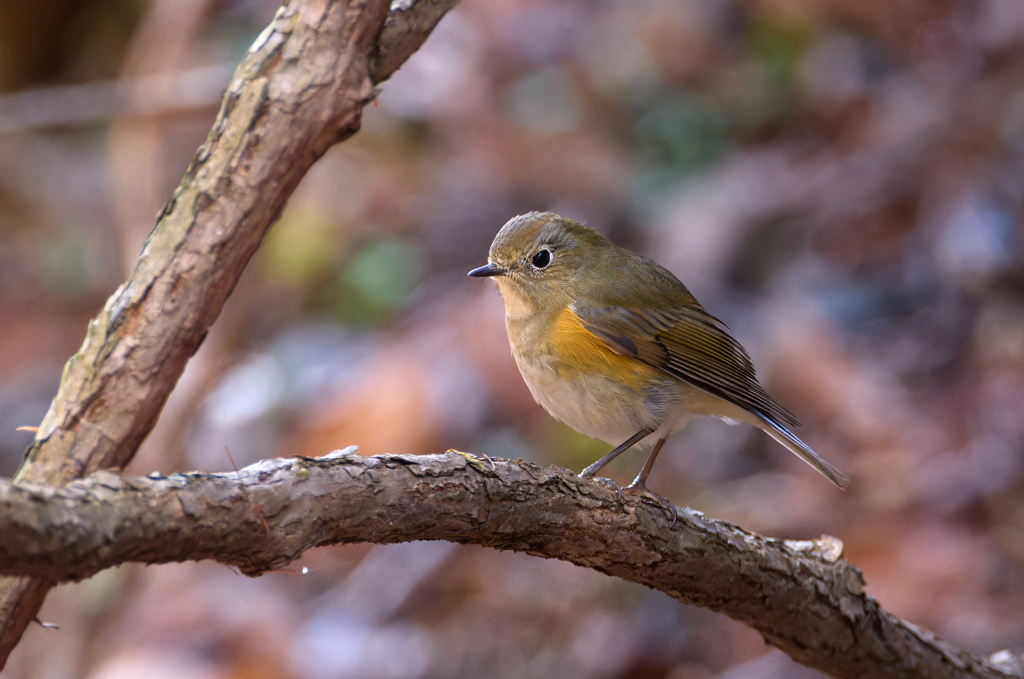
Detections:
512,346,702,448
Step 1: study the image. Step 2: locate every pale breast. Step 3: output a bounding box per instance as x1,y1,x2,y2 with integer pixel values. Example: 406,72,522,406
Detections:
506,306,682,446
512,348,662,445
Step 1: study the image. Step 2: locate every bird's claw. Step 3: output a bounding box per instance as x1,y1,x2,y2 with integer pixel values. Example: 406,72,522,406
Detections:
580,472,624,502
623,482,677,527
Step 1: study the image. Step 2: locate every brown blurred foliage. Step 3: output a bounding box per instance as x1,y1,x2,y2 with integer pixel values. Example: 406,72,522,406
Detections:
1,0,1023,677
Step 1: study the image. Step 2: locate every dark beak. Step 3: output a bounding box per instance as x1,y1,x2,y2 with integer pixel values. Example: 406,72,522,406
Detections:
468,263,505,277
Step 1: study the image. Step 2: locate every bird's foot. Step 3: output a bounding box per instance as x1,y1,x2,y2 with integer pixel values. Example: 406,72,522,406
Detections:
623,481,677,527
579,472,624,502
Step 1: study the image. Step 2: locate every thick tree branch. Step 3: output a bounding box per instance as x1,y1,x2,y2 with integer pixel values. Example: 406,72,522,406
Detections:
0,0,458,665
0,449,1020,679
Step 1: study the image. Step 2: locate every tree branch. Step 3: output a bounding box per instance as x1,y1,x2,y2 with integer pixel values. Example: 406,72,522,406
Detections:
0,449,1019,679
0,0,459,666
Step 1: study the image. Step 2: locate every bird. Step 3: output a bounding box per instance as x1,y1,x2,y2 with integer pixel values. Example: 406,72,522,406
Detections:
468,212,845,515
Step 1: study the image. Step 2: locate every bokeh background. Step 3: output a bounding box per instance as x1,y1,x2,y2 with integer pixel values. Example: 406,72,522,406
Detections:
2,0,1024,677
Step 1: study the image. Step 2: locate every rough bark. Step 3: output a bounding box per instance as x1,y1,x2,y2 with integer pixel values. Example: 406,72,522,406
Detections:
0,449,1020,679
0,0,459,666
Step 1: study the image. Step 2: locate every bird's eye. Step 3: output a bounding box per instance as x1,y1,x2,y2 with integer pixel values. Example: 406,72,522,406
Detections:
532,249,551,269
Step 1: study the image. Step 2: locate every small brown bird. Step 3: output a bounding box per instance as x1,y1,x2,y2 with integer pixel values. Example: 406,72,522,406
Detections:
470,212,845,514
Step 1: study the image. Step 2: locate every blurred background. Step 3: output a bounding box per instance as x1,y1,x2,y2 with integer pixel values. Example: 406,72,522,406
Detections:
2,0,1023,676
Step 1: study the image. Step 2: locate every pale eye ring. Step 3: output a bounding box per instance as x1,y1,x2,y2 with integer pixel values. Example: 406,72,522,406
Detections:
532,249,551,269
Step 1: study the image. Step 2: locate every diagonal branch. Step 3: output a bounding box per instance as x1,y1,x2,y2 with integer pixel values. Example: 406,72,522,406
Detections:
0,0,459,666
0,449,1019,679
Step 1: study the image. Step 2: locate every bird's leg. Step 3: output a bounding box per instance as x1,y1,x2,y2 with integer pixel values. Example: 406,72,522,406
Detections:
579,429,651,500
580,429,650,477
623,438,677,526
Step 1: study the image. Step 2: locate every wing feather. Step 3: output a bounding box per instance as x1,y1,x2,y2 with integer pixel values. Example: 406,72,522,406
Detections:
573,301,802,430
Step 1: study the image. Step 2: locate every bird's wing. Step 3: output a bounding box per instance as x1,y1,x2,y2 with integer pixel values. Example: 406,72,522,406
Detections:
572,300,802,430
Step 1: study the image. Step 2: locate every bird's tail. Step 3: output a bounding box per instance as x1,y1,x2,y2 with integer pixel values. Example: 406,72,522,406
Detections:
757,415,847,489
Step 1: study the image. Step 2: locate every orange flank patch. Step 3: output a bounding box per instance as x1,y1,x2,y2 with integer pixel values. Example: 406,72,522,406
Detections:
546,307,659,389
